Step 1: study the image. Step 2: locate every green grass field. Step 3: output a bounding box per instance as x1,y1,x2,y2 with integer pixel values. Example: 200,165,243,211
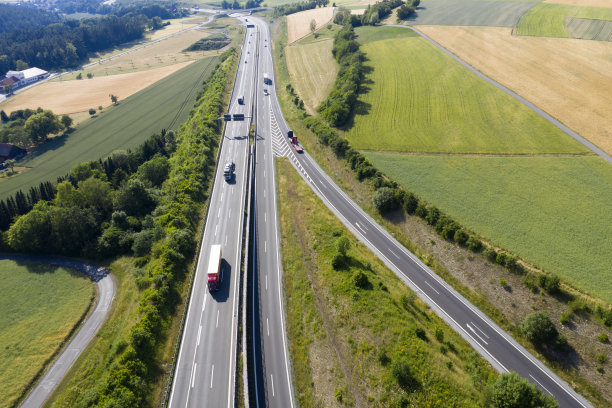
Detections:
0,55,219,200
407,0,538,27
0,260,93,408
516,3,612,38
277,157,495,407
345,34,587,154
362,152,612,303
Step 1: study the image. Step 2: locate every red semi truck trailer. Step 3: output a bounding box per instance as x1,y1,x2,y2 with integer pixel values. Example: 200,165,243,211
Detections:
207,244,222,291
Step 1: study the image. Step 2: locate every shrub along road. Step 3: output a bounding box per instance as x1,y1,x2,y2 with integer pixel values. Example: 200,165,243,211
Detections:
0,254,115,408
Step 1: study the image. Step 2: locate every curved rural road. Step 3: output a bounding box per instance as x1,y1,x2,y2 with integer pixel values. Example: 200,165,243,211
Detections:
0,254,115,408
389,24,612,164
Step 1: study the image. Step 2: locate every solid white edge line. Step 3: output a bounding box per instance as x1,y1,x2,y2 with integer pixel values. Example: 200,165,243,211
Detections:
293,150,590,408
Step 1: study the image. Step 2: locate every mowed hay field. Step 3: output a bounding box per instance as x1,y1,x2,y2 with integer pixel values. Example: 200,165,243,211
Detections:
408,0,538,27
363,153,612,303
418,25,612,155
287,7,335,44
346,29,587,154
516,3,612,37
0,61,193,116
0,56,219,199
286,32,339,113
0,260,93,408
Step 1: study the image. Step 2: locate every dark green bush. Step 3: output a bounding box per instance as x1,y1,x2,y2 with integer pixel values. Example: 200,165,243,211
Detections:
373,187,399,214
425,206,440,226
454,229,469,246
483,247,497,263
353,271,370,289
538,274,560,294
520,312,558,345
466,235,482,252
404,192,418,214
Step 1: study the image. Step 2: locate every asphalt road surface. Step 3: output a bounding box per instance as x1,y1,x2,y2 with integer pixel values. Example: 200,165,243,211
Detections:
0,255,115,408
167,16,255,408
251,19,594,408
248,16,295,408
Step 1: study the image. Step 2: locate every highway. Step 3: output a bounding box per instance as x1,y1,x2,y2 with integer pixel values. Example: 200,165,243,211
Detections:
167,18,256,408
248,16,295,408
246,15,594,408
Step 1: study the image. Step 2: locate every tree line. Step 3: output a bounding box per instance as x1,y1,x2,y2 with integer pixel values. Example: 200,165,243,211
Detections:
0,108,73,148
273,0,330,17
333,0,404,27
0,15,150,72
0,47,236,406
317,24,364,126
0,4,61,34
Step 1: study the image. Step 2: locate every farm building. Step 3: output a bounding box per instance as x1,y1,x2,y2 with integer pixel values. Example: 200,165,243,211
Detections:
0,143,26,162
1,67,49,93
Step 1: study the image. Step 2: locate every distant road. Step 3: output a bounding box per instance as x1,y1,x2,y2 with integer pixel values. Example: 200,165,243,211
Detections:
390,24,612,164
0,254,115,408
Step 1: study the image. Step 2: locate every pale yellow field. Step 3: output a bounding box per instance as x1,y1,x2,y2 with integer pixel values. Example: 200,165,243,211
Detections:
418,25,612,155
0,61,192,116
287,7,335,44
56,29,212,79
544,0,612,8
145,18,199,41
351,9,366,15
286,39,338,113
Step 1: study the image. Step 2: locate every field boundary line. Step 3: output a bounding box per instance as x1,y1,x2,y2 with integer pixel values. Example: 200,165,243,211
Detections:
393,24,612,164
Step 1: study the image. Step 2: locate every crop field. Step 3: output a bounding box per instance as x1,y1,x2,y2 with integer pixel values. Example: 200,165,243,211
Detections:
516,3,612,37
277,158,495,407
146,17,199,41
418,25,612,155
286,38,338,113
565,17,612,40
56,29,214,79
0,260,93,408
287,7,335,43
345,34,587,154
0,61,193,117
406,0,538,27
546,0,612,7
363,152,612,303
0,56,219,200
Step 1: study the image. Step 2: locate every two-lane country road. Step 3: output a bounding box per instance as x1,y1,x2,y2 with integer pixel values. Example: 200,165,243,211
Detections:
167,18,257,408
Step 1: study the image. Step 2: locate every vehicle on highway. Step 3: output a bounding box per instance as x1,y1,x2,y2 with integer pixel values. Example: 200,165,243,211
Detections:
287,130,293,138
291,135,303,153
263,88,268,95
263,73,271,85
207,245,222,292
223,160,235,181
238,95,244,105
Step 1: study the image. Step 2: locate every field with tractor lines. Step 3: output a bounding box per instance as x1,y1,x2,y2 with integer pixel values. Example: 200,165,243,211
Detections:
346,31,587,154
407,0,538,27
286,25,340,113
0,260,93,408
516,3,612,37
363,153,612,303
565,17,612,41
418,25,612,155
286,7,335,43
0,61,193,117
0,56,219,200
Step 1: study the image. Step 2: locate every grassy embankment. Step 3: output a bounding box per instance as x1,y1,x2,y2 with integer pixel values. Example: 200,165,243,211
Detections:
516,3,612,38
0,56,218,200
0,260,94,408
277,157,495,407
275,22,612,404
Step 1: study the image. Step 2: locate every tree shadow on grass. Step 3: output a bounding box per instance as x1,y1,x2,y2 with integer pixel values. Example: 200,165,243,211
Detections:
20,133,70,165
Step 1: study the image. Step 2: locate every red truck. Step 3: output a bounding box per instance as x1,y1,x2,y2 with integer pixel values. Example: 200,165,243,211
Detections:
207,245,222,291
291,135,303,153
